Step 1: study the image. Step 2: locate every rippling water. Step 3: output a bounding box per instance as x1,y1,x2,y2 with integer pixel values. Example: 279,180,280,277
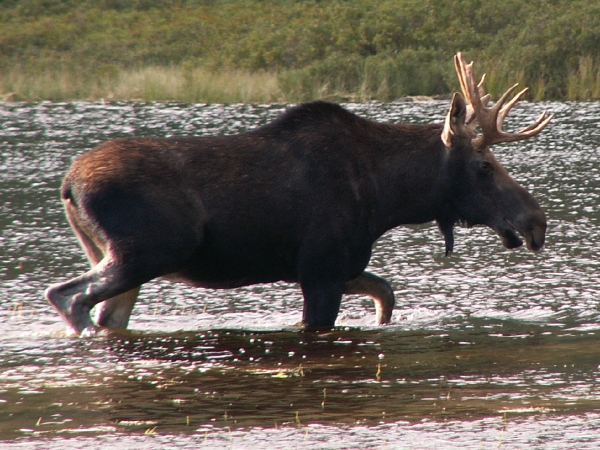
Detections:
1,100,600,448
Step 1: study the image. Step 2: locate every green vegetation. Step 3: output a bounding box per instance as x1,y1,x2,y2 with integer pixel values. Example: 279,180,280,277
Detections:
1,0,599,102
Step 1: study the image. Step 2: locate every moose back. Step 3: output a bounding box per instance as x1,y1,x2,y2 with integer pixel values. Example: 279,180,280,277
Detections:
46,54,551,336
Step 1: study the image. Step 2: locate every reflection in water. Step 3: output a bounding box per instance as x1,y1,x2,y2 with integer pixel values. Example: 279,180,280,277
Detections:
1,327,599,448
1,101,600,448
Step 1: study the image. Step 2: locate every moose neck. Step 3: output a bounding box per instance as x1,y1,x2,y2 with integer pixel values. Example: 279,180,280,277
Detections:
370,123,451,238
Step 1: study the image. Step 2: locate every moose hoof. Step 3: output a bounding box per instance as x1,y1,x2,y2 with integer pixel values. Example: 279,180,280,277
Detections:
45,286,96,336
79,325,100,338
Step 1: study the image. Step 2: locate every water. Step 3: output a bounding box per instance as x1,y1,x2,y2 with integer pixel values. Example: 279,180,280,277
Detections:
1,100,599,449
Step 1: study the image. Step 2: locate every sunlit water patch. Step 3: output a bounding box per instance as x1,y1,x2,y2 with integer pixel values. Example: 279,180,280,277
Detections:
1,100,600,447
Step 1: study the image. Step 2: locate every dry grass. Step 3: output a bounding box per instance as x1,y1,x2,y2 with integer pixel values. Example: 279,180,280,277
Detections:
566,57,600,100
0,65,285,103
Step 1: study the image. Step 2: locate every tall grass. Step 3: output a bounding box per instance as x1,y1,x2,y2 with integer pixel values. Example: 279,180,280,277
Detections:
0,65,284,103
566,57,600,101
277,52,450,102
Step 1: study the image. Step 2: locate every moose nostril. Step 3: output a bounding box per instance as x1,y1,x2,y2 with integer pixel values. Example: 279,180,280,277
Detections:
528,224,546,251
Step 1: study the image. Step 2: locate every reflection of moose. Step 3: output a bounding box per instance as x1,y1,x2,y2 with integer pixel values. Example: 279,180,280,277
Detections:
46,54,552,336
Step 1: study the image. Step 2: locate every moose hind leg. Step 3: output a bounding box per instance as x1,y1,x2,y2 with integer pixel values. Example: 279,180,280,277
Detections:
94,286,141,329
45,258,147,336
60,210,141,331
344,271,395,325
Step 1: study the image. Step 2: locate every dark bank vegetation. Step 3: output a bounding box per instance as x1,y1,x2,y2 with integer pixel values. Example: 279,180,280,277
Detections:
1,0,599,102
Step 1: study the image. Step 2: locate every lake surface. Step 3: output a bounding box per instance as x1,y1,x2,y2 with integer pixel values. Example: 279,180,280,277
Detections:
1,100,599,449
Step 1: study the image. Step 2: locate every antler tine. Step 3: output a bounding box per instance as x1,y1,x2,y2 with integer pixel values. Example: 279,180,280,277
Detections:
489,87,553,144
469,75,489,127
455,54,484,103
456,53,495,145
454,53,473,104
477,73,488,104
465,59,481,106
480,93,491,107
496,86,527,130
517,111,554,136
455,53,484,130
490,113,554,144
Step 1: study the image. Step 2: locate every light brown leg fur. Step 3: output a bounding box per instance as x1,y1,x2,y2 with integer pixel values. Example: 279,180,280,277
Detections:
344,271,395,325
47,203,141,335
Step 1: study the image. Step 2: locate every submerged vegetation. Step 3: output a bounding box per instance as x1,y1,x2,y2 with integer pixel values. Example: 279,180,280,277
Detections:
0,0,599,102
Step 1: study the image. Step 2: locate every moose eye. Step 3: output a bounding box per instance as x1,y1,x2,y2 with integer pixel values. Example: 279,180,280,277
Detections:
480,161,492,173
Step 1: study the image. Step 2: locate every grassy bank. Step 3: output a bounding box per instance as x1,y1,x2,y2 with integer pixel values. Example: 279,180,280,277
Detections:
1,0,599,102
3,58,599,104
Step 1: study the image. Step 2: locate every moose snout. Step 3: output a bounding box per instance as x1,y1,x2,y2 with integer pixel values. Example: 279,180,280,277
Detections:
522,209,547,252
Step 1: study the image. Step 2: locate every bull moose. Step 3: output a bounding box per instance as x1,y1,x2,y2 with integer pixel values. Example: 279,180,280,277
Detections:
46,53,552,336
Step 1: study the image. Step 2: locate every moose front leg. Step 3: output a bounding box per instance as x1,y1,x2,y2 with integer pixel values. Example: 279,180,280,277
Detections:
300,282,345,328
344,271,395,325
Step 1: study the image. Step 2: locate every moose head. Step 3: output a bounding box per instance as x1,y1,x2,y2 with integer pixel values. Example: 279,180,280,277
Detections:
436,53,552,256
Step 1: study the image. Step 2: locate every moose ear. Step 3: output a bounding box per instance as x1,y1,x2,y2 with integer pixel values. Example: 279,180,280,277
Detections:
441,92,468,148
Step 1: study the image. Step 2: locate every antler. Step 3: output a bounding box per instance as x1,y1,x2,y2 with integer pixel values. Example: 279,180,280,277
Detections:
454,52,553,150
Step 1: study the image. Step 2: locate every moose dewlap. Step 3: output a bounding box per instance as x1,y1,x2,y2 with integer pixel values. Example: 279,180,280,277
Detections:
46,53,551,336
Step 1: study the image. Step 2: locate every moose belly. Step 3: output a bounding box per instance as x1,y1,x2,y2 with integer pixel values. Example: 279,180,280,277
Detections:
163,245,298,289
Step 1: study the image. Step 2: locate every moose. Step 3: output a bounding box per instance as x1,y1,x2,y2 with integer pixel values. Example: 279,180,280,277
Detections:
46,54,552,336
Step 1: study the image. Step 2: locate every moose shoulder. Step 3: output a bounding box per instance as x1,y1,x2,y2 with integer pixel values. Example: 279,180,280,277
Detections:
46,54,552,336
